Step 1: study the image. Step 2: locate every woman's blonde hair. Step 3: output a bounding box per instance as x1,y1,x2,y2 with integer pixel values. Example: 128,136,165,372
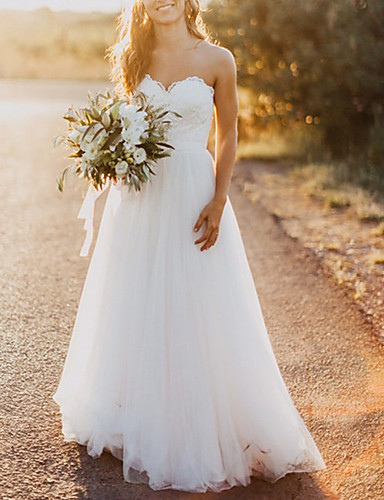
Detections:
106,0,211,97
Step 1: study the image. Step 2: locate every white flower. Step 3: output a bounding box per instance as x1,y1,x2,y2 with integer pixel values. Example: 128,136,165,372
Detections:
68,129,81,143
119,103,147,122
124,117,147,133
119,103,138,123
133,147,147,164
136,111,147,123
124,143,136,154
119,103,148,138
115,160,129,175
121,124,144,145
83,141,99,160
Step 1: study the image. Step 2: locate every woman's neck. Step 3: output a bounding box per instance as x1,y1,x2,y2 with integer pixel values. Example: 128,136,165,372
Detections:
152,19,195,51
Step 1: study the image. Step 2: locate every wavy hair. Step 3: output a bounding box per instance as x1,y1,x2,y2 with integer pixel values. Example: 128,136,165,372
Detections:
106,0,211,97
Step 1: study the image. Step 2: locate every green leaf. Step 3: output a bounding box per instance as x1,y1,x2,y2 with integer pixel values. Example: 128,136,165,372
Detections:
91,125,105,142
68,150,83,158
104,128,122,148
157,142,175,149
53,135,65,148
56,166,70,192
110,102,120,120
63,115,78,123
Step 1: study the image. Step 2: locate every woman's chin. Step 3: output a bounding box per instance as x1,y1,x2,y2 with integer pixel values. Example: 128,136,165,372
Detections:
152,7,184,24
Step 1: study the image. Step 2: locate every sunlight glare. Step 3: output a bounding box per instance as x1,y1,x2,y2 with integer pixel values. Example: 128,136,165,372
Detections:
0,0,126,12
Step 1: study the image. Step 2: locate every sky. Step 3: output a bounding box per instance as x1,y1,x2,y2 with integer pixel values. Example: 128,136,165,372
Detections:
0,0,209,13
0,0,127,12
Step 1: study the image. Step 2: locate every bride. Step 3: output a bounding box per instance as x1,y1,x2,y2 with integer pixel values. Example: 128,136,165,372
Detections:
53,0,326,493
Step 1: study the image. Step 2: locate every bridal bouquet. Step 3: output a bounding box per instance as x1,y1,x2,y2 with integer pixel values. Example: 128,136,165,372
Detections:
55,89,178,192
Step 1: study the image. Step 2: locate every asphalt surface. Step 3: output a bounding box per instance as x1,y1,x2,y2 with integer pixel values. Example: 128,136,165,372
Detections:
0,79,383,499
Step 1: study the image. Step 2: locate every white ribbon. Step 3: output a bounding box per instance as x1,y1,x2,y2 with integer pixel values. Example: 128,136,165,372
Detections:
77,179,110,257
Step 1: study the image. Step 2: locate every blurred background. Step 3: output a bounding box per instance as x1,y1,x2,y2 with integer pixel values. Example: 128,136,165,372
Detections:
0,0,383,189
1,4,384,497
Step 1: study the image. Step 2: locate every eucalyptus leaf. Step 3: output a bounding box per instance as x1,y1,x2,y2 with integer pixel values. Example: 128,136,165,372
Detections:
91,124,106,142
68,150,83,158
53,135,65,148
63,115,78,123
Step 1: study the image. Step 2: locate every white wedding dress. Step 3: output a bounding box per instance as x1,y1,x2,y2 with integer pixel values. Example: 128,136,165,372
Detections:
53,74,326,492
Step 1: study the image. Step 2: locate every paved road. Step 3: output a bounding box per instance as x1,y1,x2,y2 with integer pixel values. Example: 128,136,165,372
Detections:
0,80,383,499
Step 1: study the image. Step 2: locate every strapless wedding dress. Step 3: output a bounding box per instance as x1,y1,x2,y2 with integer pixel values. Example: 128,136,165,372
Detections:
53,74,326,492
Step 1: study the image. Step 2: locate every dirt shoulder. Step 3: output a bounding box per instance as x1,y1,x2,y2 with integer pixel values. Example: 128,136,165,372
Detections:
234,159,384,345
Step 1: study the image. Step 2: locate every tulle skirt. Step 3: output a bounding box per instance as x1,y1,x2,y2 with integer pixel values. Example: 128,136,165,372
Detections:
53,144,326,492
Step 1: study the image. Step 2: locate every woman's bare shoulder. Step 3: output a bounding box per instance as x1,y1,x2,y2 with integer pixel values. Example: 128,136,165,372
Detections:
198,41,236,83
199,40,236,66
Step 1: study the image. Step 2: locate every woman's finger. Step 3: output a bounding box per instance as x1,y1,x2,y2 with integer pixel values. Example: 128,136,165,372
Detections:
194,227,210,244
200,228,219,251
194,212,206,232
195,221,219,244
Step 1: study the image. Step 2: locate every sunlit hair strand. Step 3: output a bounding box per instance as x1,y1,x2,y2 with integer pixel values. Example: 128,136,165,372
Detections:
105,0,211,97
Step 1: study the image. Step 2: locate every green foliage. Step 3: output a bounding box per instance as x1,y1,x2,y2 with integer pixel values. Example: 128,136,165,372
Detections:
55,89,176,193
205,0,384,169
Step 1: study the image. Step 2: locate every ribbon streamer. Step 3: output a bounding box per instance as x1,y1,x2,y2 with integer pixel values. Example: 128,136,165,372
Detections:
77,179,110,257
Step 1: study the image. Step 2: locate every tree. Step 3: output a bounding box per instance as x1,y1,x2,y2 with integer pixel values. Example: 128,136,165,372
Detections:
205,0,384,165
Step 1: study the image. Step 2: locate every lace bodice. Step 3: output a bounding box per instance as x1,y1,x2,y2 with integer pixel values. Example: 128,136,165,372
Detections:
133,74,215,149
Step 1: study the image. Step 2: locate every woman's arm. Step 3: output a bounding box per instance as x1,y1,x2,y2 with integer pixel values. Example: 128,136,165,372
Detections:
212,48,239,204
194,48,238,251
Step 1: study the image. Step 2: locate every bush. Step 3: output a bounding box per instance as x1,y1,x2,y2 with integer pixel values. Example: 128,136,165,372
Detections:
205,0,384,172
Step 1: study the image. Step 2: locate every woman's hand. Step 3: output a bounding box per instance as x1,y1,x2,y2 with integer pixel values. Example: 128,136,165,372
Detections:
192,46,237,253
193,197,226,251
